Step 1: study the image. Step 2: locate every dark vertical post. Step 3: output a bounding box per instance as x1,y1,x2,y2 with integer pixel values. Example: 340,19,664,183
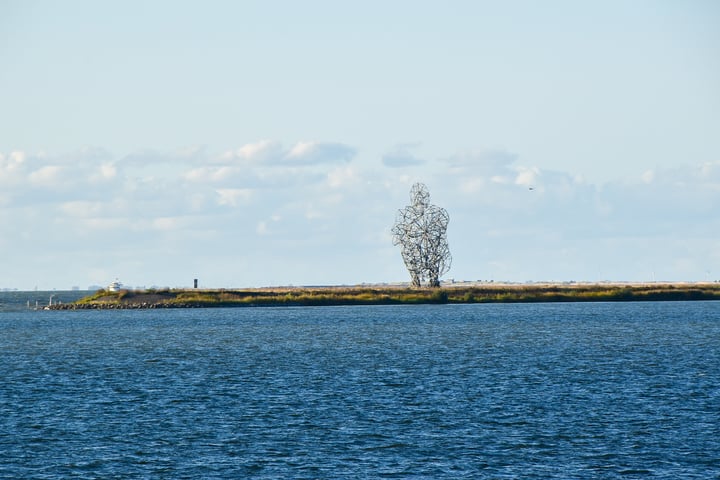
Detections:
194,279,198,289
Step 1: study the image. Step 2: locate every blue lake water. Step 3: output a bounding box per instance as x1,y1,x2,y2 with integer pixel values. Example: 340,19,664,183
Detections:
1,297,718,478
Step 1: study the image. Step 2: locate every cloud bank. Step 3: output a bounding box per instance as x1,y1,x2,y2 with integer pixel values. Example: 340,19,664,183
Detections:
1,143,718,289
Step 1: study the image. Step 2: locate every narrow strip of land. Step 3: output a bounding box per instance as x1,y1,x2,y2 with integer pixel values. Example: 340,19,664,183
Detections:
51,283,720,309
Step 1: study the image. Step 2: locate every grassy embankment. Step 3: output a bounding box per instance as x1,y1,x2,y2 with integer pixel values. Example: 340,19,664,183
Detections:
64,283,720,309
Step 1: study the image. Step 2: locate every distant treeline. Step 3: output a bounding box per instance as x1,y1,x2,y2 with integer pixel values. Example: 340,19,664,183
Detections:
51,284,720,309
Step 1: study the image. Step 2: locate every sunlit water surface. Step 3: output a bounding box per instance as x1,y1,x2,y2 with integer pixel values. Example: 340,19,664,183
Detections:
1,298,718,479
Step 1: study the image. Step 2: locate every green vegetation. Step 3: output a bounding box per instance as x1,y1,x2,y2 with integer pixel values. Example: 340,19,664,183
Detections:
56,283,720,310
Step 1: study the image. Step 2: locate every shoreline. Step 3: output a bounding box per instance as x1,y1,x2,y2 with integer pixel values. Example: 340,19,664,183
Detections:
50,283,720,310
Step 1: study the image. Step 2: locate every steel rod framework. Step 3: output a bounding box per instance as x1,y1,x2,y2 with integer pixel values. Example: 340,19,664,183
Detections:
392,183,451,287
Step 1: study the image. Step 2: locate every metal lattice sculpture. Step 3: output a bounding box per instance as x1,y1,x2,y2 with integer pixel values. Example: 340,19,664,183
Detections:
392,183,451,287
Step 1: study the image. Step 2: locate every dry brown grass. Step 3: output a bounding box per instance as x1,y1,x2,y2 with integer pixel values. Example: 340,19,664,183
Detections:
65,283,720,309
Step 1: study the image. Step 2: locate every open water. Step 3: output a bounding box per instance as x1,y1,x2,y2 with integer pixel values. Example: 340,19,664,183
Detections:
1,296,718,479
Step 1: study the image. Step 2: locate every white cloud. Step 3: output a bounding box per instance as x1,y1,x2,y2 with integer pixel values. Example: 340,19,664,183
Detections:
699,162,720,181
98,163,117,179
641,169,655,184
174,145,207,159
662,161,720,187
185,166,242,183
186,141,357,190
152,217,181,231
233,140,283,163
514,166,539,186
10,150,27,165
219,140,356,167
436,148,528,200
287,141,317,158
216,188,252,207
327,165,359,188
0,151,28,186
29,165,64,186
3,145,719,288
0,151,27,173
285,141,356,165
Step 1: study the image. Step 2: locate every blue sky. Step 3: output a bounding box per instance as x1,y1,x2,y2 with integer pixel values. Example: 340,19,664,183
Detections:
1,0,719,289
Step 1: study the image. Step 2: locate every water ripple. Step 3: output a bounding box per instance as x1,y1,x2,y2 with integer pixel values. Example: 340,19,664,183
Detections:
1,302,718,478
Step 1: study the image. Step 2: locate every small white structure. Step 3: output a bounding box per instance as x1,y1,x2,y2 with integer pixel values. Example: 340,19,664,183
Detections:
107,279,123,292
